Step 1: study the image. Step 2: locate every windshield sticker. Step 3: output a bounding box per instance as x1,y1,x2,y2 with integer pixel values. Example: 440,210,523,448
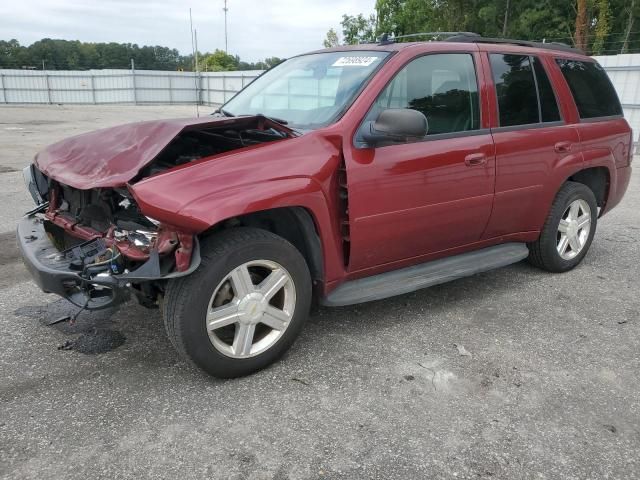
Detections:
332,56,378,67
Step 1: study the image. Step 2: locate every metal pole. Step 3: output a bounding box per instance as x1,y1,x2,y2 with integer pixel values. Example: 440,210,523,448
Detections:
195,29,200,115
200,76,211,105
223,0,228,54
222,75,227,104
194,30,199,73
90,73,96,104
44,70,52,105
168,74,173,104
131,58,137,105
0,73,6,104
189,9,200,116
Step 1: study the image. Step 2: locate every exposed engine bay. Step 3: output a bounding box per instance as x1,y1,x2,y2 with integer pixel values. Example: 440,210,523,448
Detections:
22,116,292,309
137,116,292,179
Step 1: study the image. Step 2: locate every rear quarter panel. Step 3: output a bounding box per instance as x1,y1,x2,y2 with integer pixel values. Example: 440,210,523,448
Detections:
576,118,633,212
546,54,633,214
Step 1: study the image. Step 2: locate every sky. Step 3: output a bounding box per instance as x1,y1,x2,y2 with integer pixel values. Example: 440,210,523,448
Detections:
2,0,376,62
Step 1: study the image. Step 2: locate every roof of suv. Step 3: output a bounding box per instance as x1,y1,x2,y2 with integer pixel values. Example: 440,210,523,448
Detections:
309,34,588,60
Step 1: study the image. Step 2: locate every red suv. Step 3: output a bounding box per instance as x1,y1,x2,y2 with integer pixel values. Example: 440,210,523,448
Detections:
19,35,632,377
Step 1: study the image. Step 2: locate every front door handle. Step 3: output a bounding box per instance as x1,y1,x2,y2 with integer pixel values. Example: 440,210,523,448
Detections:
554,141,573,153
464,153,487,166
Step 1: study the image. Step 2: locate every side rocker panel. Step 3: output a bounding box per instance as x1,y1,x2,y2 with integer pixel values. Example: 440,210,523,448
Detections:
322,243,529,306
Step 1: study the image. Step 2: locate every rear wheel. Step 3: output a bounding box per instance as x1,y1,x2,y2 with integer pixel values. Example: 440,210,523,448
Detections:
528,181,598,272
164,228,312,378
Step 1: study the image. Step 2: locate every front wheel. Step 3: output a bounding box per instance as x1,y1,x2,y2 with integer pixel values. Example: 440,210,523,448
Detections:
164,228,312,378
528,181,598,272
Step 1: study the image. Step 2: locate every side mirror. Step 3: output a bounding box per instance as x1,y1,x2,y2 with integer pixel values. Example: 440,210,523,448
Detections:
361,108,428,146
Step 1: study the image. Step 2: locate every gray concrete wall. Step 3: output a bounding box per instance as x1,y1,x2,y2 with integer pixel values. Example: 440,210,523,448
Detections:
592,54,640,142
1,53,639,142
0,69,263,106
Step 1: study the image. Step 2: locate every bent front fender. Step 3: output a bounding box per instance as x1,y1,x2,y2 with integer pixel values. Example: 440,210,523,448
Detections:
131,176,345,285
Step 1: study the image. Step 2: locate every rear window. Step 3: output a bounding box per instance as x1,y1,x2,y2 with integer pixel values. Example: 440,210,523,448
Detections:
556,59,622,119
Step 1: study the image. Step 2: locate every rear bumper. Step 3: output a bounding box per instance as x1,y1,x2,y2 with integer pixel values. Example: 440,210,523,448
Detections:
17,214,201,310
603,165,632,215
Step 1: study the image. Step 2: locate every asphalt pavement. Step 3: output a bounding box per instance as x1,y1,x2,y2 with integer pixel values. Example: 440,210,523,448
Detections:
1,105,638,479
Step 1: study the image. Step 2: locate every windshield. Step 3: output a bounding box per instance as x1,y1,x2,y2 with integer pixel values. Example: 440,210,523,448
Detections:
222,51,389,129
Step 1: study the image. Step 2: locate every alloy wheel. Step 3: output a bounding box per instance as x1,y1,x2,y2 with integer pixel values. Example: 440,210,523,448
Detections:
205,260,296,358
556,199,591,260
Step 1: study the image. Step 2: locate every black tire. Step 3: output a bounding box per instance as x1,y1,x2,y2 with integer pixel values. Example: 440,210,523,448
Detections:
164,227,312,378
527,181,598,272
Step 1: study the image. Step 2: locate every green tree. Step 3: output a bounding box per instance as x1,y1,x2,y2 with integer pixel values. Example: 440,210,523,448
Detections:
338,0,640,54
263,57,285,68
592,0,611,54
201,49,238,71
341,13,377,44
620,0,636,53
323,28,340,48
0,39,29,68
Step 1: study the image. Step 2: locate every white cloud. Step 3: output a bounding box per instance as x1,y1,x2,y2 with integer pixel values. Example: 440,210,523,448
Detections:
2,0,375,62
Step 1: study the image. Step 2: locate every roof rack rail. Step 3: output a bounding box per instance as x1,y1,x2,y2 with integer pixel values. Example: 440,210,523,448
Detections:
373,31,583,54
444,34,583,54
377,32,479,45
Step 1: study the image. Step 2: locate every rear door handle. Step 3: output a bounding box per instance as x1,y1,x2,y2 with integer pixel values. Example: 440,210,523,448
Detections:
464,153,487,166
554,141,573,153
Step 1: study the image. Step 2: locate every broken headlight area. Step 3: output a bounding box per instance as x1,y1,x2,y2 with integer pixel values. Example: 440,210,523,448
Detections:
27,177,199,308
23,163,49,205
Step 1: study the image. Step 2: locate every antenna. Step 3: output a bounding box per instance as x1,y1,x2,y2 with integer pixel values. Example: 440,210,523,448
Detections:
223,0,229,54
195,29,200,117
189,8,200,117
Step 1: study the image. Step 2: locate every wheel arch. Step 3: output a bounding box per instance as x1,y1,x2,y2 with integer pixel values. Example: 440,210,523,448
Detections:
201,206,326,291
566,166,611,213
531,159,613,237
576,147,619,215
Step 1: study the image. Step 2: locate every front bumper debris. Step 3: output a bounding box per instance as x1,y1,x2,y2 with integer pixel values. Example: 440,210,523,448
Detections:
17,214,200,310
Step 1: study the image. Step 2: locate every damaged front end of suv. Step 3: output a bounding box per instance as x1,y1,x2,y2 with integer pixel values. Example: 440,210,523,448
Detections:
18,115,295,310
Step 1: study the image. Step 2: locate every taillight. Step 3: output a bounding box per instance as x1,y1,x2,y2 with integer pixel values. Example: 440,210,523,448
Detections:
630,130,635,165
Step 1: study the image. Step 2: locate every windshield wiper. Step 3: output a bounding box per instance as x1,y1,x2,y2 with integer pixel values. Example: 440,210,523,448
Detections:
244,113,303,134
212,108,235,117
215,110,301,134
250,113,289,125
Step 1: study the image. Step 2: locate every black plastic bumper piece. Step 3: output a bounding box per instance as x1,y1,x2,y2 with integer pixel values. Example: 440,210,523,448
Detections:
17,215,129,310
17,215,201,310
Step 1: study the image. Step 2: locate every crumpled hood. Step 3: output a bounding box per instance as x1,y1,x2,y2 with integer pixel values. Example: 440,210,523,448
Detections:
34,116,267,190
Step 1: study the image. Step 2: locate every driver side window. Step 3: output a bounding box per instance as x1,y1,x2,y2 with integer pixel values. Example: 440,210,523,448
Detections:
373,53,480,135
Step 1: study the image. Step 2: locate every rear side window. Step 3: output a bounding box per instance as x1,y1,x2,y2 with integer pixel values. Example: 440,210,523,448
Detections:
556,59,622,119
533,58,561,122
372,53,480,135
490,54,538,126
490,54,561,127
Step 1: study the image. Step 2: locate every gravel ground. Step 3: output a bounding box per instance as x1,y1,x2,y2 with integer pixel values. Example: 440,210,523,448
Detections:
0,105,638,480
